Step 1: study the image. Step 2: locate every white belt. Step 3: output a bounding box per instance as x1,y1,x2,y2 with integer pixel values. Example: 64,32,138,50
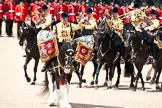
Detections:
8,10,14,12
50,8,54,10
69,13,76,15
0,10,3,12
159,17,162,19
92,12,96,14
58,11,63,14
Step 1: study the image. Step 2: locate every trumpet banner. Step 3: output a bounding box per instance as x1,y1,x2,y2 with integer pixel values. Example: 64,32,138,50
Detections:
38,37,59,63
74,42,93,66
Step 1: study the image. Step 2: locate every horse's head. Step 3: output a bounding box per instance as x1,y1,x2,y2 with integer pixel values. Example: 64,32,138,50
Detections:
19,22,37,46
123,23,136,47
59,42,75,74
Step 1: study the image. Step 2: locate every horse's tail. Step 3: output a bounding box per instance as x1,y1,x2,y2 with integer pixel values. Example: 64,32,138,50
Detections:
40,72,50,96
124,59,135,77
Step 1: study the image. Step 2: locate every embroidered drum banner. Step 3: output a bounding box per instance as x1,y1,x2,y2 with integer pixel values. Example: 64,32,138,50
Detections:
38,37,59,63
74,42,93,66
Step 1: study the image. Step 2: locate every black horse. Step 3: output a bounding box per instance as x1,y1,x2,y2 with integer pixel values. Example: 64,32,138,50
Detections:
93,29,123,88
71,29,98,88
123,23,152,91
19,23,40,85
42,42,75,107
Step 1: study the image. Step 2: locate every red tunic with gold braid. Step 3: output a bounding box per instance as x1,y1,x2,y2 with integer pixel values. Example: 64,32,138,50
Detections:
68,4,77,23
79,4,88,16
57,3,68,21
0,2,5,19
15,4,28,22
6,2,16,20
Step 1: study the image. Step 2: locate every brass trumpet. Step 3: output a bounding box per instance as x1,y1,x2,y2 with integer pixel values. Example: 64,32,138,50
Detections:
33,10,46,26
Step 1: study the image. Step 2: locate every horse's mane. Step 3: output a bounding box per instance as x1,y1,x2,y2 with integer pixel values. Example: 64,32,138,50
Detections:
58,42,72,66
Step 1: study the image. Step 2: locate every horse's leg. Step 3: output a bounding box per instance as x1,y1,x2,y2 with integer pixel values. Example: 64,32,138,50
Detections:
114,63,121,88
31,59,39,85
80,65,86,83
134,71,140,91
59,74,72,108
90,61,98,85
95,62,104,87
139,72,145,91
150,69,157,84
24,56,32,82
146,66,153,81
107,66,114,89
130,70,135,89
103,67,109,86
155,65,161,90
47,72,55,106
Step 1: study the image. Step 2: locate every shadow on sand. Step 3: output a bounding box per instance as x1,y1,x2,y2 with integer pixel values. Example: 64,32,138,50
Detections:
71,103,123,108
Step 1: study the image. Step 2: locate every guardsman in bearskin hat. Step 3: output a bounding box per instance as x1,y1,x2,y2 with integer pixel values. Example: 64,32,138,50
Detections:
56,0,68,21
6,0,16,37
52,0,59,21
15,0,29,39
0,0,5,37
68,0,77,23
35,4,52,31
79,0,88,16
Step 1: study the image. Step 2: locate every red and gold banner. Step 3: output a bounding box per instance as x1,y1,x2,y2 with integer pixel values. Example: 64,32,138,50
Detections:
74,42,93,66
38,37,59,63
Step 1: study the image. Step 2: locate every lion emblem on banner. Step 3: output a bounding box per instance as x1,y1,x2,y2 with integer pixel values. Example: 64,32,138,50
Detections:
74,42,93,66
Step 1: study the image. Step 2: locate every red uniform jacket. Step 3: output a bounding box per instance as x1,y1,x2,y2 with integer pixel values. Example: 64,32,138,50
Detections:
79,5,88,16
108,5,113,14
48,5,54,17
0,3,5,19
57,3,68,21
15,4,28,22
96,4,104,21
6,2,16,20
92,7,97,20
52,2,59,19
68,5,77,22
157,8,162,25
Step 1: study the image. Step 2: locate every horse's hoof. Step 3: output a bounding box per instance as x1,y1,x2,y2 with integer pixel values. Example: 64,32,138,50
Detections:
30,82,35,85
26,77,31,82
133,86,137,91
107,86,112,89
60,102,72,108
94,84,99,89
150,80,155,84
113,85,118,89
103,82,108,86
129,85,134,89
49,103,55,107
82,79,86,83
90,81,94,85
146,76,151,81
77,84,82,88
156,85,160,90
142,87,145,91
